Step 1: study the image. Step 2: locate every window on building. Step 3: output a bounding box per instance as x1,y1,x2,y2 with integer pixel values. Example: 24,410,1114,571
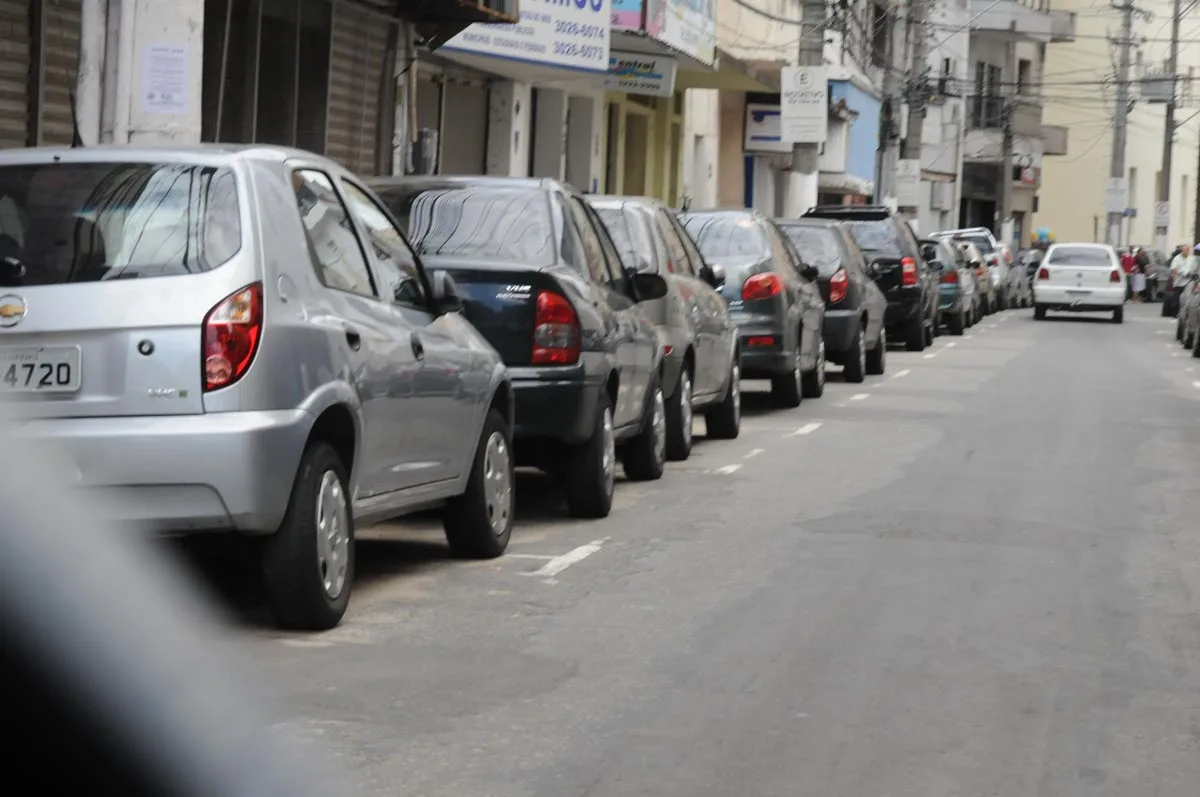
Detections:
871,3,889,68
1017,59,1032,94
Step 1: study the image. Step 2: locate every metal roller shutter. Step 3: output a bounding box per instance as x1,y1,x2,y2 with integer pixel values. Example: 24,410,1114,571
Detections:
0,0,31,148
325,1,390,176
38,0,79,146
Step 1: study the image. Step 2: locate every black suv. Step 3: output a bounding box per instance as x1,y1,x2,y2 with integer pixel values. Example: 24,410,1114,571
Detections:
802,205,938,351
369,176,669,520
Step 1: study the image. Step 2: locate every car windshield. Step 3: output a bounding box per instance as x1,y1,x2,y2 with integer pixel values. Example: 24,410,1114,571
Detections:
681,214,767,261
957,233,995,255
373,185,555,266
845,220,904,258
779,225,842,276
594,205,653,270
0,162,241,286
1047,246,1112,267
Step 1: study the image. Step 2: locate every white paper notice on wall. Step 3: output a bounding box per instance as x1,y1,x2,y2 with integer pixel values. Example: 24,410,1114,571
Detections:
779,66,827,144
895,159,921,208
141,44,188,116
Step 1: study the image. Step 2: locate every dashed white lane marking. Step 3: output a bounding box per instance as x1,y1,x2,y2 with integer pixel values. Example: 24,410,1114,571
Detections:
892,368,911,379
1156,330,1166,335
923,352,938,359
849,393,870,401
714,464,743,475
946,341,958,348
785,422,823,437
744,448,765,459
507,553,557,561
523,539,608,580
1193,381,1200,389
965,334,974,340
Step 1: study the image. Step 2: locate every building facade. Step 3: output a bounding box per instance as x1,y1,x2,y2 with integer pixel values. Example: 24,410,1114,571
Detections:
0,0,84,149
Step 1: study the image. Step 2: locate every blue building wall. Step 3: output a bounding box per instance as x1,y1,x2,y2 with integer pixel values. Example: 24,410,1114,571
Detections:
830,81,880,185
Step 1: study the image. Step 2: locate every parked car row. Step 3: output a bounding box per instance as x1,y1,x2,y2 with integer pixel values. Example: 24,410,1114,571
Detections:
0,145,1023,633
1175,265,1200,354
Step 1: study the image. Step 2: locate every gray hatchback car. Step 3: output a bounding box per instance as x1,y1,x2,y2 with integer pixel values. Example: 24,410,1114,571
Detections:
0,145,514,630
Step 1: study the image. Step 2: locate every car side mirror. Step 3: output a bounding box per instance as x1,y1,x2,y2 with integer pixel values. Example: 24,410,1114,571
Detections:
427,270,464,314
921,245,938,262
635,257,656,274
708,263,726,289
630,271,668,302
801,264,819,281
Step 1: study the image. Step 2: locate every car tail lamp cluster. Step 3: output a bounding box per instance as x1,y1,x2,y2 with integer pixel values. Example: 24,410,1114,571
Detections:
532,290,581,365
742,273,783,301
941,268,959,284
746,336,777,347
901,257,918,286
204,283,263,392
1109,269,1121,283
1037,267,1050,280
828,268,848,303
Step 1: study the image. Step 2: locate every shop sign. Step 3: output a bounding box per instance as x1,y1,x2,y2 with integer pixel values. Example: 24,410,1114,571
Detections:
612,0,644,30
646,0,716,66
443,0,611,73
602,52,676,96
780,66,827,144
744,103,791,154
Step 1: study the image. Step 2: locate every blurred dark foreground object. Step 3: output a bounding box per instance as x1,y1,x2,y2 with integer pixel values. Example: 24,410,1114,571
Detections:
0,418,356,797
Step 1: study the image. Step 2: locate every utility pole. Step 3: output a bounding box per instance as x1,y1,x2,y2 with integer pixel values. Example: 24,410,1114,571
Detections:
900,0,930,221
1000,27,1016,247
1107,0,1136,246
1156,0,1183,253
875,5,898,202
790,0,826,215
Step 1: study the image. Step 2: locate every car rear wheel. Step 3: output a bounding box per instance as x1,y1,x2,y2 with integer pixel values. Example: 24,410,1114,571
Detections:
621,376,666,481
949,309,965,336
1177,318,1184,341
564,393,615,519
1034,304,1047,320
905,313,925,351
1193,327,1200,358
443,409,513,559
705,359,741,439
1113,306,1124,324
802,337,826,398
262,441,354,631
664,367,693,462
771,342,803,408
866,326,886,375
843,327,866,383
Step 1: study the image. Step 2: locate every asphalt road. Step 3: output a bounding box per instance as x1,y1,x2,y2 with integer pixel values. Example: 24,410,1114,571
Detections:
211,303,1200,796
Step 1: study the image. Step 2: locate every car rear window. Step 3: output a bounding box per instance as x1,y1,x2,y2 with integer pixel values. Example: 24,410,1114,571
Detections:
845,220,905,258
593,205,653,269
680,214,767,260
1047,246,1112,267
779,225,842,276
957,233,995,254
0,162,240,286
374,185,555,266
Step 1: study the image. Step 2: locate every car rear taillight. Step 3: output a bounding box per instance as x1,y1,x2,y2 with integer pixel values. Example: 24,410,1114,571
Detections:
976,266,986,280
1109,269,1121,283
746,335,776,346
941,268,959,284
1037,267,1050,280
742,273,783,301
532,290,580,365
901,257,918,286
828,268,848,303
203,283,263,392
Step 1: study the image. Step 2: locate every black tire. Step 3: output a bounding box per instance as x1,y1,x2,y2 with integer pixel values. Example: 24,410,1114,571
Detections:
1177,318,1184,341
802,336,826,398
664,366,693,462
928,312,939,341
443,409,513,559
621,374,666,481
770,339,803,408
1163,297,1174,317
564,391,615,519
1113,306,1123,324
1193,326,1200,358
905,313,926,351
1185,328,1195,350
865,326,886,375
262,441,354,631
705,358,741,440
949,309,965,336
1034,304,1047,320
843,326,866,383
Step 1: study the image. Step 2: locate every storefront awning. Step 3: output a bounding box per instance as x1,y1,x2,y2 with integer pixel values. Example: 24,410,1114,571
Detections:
674,49,780,93
609,29,714,74
389,0,520,49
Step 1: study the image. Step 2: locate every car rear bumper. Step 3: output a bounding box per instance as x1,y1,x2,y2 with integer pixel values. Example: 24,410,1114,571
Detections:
1034,285,1125,309
937,287,964,313
822,309,860,354
14,410,312,534
509,367,602,447
884,295,922,325
732,317,791,377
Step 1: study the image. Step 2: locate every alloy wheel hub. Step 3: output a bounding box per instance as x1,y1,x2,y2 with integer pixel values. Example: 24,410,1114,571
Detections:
482,431,512,535
315,470,349,600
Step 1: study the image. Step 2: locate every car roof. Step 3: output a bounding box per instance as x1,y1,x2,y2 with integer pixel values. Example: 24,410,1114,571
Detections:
774,217,837,228
366,175,560,192
802,205,895,220
0,143,323,168
1048,242,1110,249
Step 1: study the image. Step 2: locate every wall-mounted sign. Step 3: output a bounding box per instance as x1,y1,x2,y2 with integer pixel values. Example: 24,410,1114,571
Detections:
744,103,791,154
646,0,716,66
603,52,677,96
443,0,610,73
612,0,644,30
895,159,921,207
780,66,828,144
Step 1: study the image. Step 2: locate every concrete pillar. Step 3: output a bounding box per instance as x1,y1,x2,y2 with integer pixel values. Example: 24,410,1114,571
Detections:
531,88,568,180
486,80,532,177
782,171,819,218
566,94,605,194
109,0,205,145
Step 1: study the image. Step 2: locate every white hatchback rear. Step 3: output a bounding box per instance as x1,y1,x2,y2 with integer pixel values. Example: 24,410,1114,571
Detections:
1033,243,1127,323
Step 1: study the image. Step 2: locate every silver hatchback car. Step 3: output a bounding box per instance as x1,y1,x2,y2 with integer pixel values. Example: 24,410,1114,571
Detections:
0,145,514,630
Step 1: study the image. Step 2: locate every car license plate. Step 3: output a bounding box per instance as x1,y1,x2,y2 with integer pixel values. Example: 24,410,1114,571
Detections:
0,346,82,393
1066,289,1090,296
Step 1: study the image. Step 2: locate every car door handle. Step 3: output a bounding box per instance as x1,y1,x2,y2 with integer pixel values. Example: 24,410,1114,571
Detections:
344,327,362,351
411,334,425,361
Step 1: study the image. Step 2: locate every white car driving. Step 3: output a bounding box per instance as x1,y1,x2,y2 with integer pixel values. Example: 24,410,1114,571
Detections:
1033,243,1127,323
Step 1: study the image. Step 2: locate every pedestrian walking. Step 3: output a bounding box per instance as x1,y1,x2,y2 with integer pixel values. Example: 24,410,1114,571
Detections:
1121,249,1136,300
1131,247,1147,302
